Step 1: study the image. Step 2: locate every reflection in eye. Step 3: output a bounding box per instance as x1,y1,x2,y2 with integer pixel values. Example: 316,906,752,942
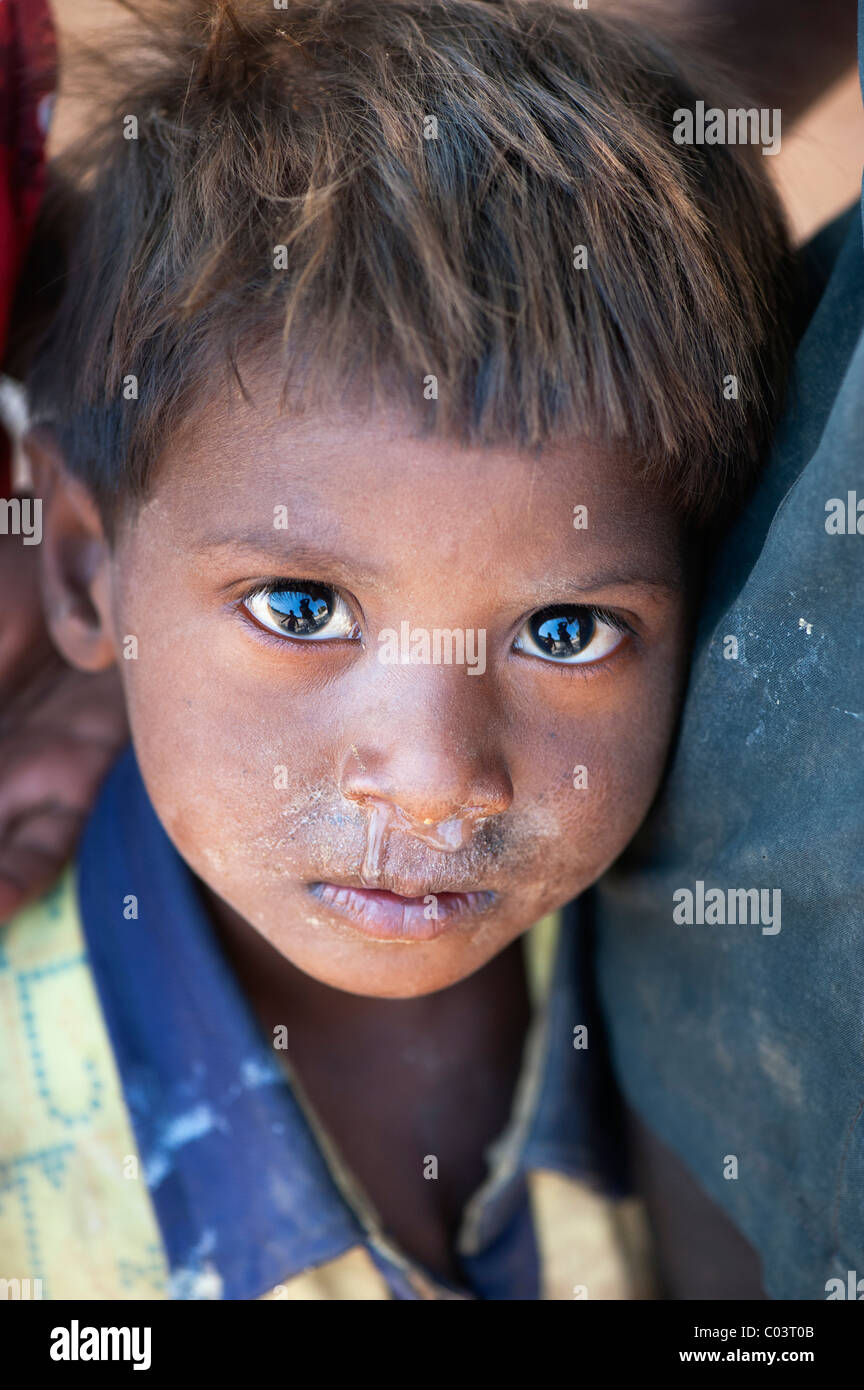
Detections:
242,581,360,641
513,605,630,665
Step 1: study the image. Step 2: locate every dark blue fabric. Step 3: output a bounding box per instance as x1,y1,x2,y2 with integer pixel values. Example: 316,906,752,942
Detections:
459,1176,541,1300
523,891,631,1191
593,7,864,1300
77,746,627,1300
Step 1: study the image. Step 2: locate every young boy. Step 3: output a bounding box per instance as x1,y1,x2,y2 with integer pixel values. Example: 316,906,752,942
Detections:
1,0,794,1299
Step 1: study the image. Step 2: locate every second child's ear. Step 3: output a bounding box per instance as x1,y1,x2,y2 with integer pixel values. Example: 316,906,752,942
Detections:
25,427,117,673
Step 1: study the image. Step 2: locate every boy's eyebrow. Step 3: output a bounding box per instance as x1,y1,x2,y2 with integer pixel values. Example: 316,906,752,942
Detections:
527,567,684,598
191,534,383,586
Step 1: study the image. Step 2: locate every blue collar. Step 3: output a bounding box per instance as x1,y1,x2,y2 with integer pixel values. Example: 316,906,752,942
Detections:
77,746,628,1298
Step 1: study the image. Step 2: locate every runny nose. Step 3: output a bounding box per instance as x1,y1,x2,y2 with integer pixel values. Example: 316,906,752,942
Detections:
355,796,488,885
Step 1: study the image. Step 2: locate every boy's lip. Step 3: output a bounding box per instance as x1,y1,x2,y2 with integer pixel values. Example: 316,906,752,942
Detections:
307,881,497,941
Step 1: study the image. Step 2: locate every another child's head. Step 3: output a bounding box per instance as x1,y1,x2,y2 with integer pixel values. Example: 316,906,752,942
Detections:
24,0,794,997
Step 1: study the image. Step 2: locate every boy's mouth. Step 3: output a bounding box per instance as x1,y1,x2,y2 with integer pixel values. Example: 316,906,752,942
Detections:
307,881,497,941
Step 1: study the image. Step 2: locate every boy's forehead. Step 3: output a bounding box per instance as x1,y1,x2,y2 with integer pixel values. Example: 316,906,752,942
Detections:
145,396,685,594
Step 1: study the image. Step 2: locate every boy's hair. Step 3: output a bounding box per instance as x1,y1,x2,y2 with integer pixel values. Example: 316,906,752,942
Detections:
23,0,795,530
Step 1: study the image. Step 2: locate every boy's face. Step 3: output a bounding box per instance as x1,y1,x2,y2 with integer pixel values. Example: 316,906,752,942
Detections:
47,371,692,998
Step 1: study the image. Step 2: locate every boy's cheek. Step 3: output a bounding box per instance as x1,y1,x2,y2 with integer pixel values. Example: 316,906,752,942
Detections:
537,736,672,891
120,671,329,872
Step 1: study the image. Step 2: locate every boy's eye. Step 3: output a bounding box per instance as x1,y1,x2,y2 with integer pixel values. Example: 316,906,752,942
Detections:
513,605,629,665
242,581,360,641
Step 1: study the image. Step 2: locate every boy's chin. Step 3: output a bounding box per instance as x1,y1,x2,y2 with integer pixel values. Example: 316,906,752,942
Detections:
205,870,575,997
204,884,508,998
282,879,507,996
274,878,564,999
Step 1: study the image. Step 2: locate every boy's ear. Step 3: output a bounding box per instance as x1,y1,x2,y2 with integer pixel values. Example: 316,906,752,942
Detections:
25,426,117,673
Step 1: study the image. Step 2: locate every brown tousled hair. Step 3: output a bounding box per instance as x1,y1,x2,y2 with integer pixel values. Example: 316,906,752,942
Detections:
23,0,796,530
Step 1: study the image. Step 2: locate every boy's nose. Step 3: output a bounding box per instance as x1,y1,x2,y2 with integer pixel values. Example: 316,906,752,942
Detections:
338,714,513,836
